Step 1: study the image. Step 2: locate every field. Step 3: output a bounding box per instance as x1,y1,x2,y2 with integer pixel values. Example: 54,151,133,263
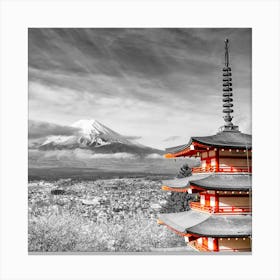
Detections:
28,174,194,253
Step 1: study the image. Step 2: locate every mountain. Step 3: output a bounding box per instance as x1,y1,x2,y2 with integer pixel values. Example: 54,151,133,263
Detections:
39,119,163,156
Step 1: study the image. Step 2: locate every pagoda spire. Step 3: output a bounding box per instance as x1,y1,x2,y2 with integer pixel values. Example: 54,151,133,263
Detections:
221,38,239,131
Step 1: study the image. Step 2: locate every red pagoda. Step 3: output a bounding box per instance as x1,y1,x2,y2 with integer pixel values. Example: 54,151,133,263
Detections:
158,39,252,252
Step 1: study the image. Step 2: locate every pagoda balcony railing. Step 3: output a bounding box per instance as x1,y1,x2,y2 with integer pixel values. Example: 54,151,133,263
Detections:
190,202,252,214
188,241,210,252
191,166,252,174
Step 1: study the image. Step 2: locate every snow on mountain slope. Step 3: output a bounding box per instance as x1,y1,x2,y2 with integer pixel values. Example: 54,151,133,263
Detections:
71,119,133,146
39,119,163,155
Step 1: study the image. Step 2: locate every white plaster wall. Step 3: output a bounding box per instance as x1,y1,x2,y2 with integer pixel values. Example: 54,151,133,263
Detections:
210,158,216,166
200,195,205,205
208,237,214,250
201,160,206,168
210,196,216,206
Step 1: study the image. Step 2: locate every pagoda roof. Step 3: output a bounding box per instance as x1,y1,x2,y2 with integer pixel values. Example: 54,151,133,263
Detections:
158,211,251,237
165,130,252,155
187,215,252,238
162,173,211,191
190,174,252,191
158,210,210,233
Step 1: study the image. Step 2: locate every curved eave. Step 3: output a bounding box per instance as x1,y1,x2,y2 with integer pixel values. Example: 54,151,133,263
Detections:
158,210,210,234
161,174,211,192
189,174,252,191
187,215,252,238
164,147,198,158
164,139,195,158
191,131,252,149
158,211,251,238
164,132,252,157
192,138,252,150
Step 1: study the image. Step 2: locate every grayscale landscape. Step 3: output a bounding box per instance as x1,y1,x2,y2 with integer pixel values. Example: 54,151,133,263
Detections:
28,28,251,252
28,119,198,252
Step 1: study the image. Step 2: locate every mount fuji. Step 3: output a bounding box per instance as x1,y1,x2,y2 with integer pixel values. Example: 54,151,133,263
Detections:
39,119,163,156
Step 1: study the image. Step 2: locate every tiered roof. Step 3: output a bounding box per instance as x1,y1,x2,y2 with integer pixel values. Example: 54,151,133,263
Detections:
162,174,251,192
190,174,252,191
158,212,251,238
165,130,252,158
158,39,252,250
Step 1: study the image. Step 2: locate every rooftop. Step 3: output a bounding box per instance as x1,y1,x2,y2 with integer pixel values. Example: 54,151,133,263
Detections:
187,215,252,237
165,130,252,155
161,173,211,191
158,210,210,233
190,174,252,191
162,173,251,192
158,211,251,237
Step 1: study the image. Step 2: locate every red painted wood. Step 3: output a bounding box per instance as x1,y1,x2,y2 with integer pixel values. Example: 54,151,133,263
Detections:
213,238,219,252
203,237,208,248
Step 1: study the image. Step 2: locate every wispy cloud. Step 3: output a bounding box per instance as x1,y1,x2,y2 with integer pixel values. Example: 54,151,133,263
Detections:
163,136,182,142
32,149,138,160
28,120,80,139
29,28,251,149
124,135,142,141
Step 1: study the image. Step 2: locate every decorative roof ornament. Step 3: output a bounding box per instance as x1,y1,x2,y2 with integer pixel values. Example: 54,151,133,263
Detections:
221,38,239,132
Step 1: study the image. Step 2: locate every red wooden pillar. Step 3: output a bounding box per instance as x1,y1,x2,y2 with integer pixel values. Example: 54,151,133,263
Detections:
215,192,219,213
203,237,208,249
205,194,210,207
216,149,220,172
213,238,219,252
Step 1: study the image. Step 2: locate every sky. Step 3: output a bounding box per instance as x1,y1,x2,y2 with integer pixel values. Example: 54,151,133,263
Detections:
28,28,251,149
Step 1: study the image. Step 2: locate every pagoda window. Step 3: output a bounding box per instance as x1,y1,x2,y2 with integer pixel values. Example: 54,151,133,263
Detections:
219,196,250,206
219,157,251,167
218,149,252,172
201,152,208,159
218,237,251,252
220,150,252,157
209,150,215,157
218,196,251,213
218,157,252,172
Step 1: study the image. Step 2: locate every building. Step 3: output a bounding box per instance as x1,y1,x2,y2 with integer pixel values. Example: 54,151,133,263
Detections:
158,39,252,252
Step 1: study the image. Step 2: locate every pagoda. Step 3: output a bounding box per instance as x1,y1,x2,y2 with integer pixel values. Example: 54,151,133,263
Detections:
158,39,252,252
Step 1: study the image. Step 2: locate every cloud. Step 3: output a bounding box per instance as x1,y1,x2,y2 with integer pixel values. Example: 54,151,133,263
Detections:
28,120,80,139
163,136,182,142
73,149,137,159
145,153,163,159
124,135,142,140
28,28,252,149
33,148,137,160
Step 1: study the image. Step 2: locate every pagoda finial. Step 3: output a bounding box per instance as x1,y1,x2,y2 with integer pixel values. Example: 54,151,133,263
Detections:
225,38,229,67
221,38,239,132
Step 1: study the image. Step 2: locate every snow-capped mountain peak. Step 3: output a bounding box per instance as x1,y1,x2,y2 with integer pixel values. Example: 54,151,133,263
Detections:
71,119,132,146
38,119,163,156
